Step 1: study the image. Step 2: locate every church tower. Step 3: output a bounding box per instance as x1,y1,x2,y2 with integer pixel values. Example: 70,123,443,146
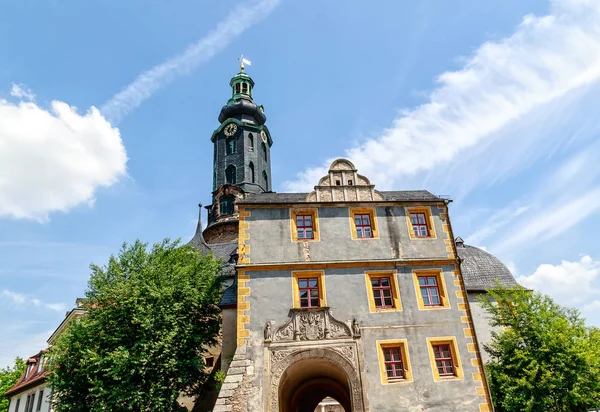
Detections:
203,62,273,243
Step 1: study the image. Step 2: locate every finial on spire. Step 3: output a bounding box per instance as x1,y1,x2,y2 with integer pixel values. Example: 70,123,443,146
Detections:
237,54,252,71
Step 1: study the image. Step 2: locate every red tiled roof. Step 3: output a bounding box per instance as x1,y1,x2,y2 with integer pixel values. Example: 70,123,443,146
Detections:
4,350,49,397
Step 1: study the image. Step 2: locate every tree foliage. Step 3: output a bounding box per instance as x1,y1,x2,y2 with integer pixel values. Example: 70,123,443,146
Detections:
479,285,600,412
0,357,26,411
48,239,223,411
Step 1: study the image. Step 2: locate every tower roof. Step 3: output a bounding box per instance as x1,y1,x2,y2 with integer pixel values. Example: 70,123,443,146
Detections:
455,241,519,291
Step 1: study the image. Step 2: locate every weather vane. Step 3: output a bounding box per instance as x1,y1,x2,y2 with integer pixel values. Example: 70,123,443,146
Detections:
238,54,252,71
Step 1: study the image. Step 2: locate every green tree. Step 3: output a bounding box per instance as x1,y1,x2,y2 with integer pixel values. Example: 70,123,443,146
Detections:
479,285,600,412
48,239,223,412
0,357,26,411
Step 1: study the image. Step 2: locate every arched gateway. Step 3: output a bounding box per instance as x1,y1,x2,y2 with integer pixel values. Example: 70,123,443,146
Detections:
266,308,367,412
271,347,364,412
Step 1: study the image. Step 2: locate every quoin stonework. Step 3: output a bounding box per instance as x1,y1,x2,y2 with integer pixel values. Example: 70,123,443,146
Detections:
188,65,518,412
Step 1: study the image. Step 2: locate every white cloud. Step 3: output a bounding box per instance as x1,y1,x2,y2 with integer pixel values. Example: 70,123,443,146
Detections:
101,0,280,123
492,187,600,255
1,289,67,313
0,95,127,221
284,0,600,192
518,255,600,306
0,326,55,368
10,83,35,101
467,205,531,246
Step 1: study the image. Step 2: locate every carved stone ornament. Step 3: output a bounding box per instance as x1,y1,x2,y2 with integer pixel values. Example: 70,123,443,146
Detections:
269,347,365,412
264,322,272,342
272,307,353,342
352,318,361,337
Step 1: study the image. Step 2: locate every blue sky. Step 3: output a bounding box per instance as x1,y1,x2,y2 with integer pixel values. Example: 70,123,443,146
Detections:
2,0,600,367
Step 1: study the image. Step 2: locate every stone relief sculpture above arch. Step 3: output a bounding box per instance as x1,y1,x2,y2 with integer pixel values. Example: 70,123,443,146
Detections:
306,158,385,202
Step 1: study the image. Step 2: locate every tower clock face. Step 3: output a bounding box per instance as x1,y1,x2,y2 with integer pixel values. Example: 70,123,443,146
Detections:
224,123,237,137
260,130,268,143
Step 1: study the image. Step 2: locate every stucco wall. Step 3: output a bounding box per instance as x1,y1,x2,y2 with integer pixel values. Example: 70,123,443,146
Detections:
243,266,484,411
9,383,51,412
222,307,238,372
244,204,448,264
468,291,496,364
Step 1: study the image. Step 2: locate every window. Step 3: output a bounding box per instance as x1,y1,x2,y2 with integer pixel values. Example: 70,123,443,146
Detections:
204,356,215,368
433,344,454,376
248,133,254,151
226,136,236,155
36,390,43,411
36,357,43,374
15,399,20,412
383,347,405,379
235,83,240,94
219,195,235,215
427,337,463,381
296,215,313,239
377,340,412,384
350,208,379,240
241,82,248,94
225,165,236,185
262,170,268,190
406,207,436,239
292,271,326,308
355,214,372,238
261,142,267,161
348,180,353,185
372,277,393,308
298,278,320,308
249,162,255,183
419,276,441,306
412,270,449,310
365,272,401,312
411,213,429,237
27,394,34,412
290,209,319,242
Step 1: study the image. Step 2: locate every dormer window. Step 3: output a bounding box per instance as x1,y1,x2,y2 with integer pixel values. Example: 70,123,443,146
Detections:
37,356,44,373
24,363,33,379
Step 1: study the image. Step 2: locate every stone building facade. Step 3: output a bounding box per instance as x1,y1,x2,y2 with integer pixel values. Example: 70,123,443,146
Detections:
189,67,518,411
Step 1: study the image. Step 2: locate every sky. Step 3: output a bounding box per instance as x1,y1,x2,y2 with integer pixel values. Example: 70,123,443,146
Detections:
1,0,600,367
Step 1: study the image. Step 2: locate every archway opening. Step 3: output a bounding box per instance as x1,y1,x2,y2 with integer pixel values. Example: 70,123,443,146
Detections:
315,397,345,412
278,357,352,412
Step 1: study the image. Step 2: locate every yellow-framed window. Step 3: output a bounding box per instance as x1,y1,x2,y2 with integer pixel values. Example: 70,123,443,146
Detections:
412,269,450,310
426,337,464,381
349,208,379,240
377,339,413,384
406,206,436,239
292,271,326,308
290,208,320,242
365,271,402,312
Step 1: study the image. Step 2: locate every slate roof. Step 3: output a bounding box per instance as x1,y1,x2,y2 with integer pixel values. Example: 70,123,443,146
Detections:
456,243,519,291
219,278,238,307
239,190,441,204
187,205,237,279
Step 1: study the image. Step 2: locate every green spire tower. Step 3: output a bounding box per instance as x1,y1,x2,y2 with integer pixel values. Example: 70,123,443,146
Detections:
203,59,273,243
